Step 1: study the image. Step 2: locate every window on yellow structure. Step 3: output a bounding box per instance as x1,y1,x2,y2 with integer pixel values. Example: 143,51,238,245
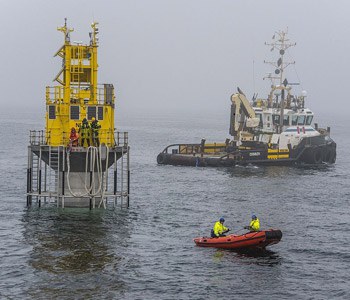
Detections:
98,106,103,120
70,106,80,120
48,105,56,119
87,106,96,120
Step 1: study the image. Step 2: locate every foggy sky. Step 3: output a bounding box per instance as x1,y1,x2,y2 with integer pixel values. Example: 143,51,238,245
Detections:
1,0,349,119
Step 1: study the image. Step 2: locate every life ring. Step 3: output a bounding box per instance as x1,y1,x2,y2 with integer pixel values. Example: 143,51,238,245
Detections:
312,148,323,164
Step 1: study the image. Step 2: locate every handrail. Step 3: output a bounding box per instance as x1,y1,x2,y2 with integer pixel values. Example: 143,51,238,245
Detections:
161,143,227,155
29,129,128,147
29,130,45,145
161,143,201,154
45,85,114,105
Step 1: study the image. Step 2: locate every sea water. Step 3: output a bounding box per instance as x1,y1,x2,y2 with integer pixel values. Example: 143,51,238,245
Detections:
0,110,349,299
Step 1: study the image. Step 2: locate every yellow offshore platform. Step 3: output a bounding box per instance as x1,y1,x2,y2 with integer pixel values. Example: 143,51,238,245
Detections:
27,19,130,209
46,20,114,146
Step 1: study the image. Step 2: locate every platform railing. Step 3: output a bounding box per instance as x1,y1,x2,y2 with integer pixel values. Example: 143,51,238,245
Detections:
115,131,128,146
29,129,128,147
29,130,46,145
46,85,114,105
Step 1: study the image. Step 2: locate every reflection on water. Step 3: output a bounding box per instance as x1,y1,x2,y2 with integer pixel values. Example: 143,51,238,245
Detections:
225,164,333,178
22,207,132,298
213,248,281,267
226,165,292,178
234,249,282,266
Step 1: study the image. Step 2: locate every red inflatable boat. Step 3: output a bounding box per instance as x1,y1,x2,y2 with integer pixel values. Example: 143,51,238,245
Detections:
194,229,282,250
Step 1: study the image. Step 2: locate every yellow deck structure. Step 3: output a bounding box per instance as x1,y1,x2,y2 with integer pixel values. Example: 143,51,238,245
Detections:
46,20,115,146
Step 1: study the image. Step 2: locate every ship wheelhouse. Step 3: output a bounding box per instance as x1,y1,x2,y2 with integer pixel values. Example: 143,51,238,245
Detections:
253,107,314,134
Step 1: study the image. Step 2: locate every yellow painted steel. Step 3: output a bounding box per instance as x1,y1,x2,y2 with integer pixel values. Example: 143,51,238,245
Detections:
267,148,289,159
203,143,227,154
179,143,227,154
45,20,115,146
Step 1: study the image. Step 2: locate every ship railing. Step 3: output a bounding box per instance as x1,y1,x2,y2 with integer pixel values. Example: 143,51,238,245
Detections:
160,144,201,155
296,134,332,153
29,130,46,145
162,143,227,155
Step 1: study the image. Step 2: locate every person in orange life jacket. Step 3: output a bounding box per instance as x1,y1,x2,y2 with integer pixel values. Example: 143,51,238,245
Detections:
211,217,230,238
69,127,79,147
244,214,260,232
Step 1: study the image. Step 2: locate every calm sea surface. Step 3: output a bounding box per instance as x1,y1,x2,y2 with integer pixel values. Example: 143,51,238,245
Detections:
0,110,349,300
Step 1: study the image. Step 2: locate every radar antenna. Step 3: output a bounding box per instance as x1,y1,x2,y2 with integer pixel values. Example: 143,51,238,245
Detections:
263,29,296,86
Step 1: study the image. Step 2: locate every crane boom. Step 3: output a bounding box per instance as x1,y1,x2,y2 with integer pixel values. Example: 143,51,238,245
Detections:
229,88,260,138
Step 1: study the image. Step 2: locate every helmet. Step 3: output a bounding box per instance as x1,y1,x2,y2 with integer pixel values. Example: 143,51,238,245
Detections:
219,217,225,223
92,117,95,121
252,214,257,219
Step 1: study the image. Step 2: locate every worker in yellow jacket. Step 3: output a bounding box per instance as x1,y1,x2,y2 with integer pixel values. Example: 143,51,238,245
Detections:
245,214,260,232
211,217,230,238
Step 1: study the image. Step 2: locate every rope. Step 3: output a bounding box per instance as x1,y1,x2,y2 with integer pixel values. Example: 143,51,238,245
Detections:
98,145,109,209
66,147,90,198
87,146,103,197
232,228,246,234
66,146,105,200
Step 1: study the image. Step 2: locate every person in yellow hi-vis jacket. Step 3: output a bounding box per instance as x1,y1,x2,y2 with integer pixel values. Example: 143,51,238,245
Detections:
211,217,230,238
90,117,101,147
79,118,90,147
245,214,260,232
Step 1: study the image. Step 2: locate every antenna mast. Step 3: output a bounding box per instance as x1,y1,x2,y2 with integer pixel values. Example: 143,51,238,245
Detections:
264,29,296,86
263,29,296,133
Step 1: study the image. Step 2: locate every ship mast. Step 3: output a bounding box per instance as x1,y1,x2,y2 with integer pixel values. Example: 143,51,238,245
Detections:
264,29,296,133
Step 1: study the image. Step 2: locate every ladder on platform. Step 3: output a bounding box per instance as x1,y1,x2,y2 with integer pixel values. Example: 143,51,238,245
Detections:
31,152,40,195
48,146,61,200
120,147,130,209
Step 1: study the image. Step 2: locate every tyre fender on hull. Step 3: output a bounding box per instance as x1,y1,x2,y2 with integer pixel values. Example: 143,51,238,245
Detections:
327,147,336,164
157,153,167,164
322,147,336,164
330,150,336,164
312,147,323,164
322,147,332,163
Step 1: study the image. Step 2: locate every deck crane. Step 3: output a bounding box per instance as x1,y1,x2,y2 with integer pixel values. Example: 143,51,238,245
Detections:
229,88,260,141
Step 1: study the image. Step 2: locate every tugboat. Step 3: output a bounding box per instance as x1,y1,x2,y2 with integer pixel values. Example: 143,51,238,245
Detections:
157,30,336,167
27,19,130,208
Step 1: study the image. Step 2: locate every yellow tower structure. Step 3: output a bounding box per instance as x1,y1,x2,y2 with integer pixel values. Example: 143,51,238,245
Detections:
46,19,115,146
27,20,130,209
